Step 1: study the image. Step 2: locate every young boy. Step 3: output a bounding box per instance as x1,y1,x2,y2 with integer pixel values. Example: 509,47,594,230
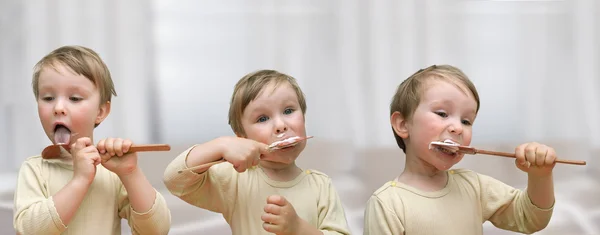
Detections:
163,70,351,235
363,65,555,234
13,45,171,234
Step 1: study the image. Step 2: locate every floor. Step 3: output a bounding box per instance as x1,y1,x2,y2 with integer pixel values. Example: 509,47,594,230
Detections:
1,141,597,234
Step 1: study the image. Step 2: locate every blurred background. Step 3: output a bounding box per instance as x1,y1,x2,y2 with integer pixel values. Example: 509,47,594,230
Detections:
1,0,599,234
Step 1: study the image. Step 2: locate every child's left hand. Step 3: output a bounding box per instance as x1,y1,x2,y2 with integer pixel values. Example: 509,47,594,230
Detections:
97,137,138,176
515,142,557,176
261,195,300,235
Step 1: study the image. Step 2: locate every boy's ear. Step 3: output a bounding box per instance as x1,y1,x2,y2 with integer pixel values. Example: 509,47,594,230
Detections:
391,111,409,139
95,101,111,126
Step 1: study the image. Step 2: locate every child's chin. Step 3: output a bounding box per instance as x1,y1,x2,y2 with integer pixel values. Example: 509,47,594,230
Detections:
435,165,454,171
263,153,299,165
435,158,462,171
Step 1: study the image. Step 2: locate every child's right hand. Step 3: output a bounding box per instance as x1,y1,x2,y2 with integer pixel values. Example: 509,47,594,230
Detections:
218,136,270,173
69,137,102,184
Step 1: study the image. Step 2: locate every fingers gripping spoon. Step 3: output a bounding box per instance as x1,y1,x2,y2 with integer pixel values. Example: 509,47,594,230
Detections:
178,136,314,174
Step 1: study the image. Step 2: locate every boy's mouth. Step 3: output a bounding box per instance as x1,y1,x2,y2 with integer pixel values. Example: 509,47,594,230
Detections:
268,136,313,151
429,139,460,157
269,136,300,149
54,124,71,145
437,146,458,156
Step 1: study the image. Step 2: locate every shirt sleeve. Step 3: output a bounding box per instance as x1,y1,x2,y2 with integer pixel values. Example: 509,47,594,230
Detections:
162,145,239,221
479,173,553,233
13,158,66,235
118,185,172,235
363,194,405,235
316,178,352,235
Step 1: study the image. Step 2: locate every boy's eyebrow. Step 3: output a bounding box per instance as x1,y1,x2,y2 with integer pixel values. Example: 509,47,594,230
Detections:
430,100,453,107
37,84,57,93
246,98,299,116
465,110,477,117
458,107,477,118
431,100,477,115
245,105,269,117
282,98,299,106
71,85,93,93
37,84,93,94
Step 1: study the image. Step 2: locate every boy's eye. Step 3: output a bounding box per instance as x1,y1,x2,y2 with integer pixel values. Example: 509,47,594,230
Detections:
434,111,448,118
41,97,54,101
70,97,82,102
283,108,294,115
462,120,472,126
257,116,269,123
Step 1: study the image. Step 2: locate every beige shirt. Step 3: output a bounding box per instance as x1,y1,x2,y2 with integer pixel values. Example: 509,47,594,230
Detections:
163,146,351,235
13,156,171,235
364,169,553,235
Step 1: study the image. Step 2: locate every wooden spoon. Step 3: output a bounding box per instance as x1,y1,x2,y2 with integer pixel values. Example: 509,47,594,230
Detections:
41,144,172,159
429,141,586,166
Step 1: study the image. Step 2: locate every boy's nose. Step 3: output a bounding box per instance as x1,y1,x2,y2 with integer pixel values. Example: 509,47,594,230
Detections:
448,121,463,134
53,100,67,115
273,116,288,133
276,126,288,133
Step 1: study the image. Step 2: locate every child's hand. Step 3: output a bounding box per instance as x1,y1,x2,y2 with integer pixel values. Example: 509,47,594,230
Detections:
97,137,138,176
261,195,301,235
70,137,101,184
515,142,557,176
218,136,270,173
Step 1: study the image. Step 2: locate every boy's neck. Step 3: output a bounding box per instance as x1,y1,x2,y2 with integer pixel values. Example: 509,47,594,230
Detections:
397,156,448,192
259,161,303,181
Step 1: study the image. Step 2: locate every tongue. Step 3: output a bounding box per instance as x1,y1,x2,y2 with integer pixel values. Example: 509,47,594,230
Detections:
54,126,71,145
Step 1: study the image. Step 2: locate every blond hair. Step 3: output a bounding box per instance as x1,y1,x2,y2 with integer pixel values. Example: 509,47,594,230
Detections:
32,45,117,105
390,65,480,152
228,70,307,136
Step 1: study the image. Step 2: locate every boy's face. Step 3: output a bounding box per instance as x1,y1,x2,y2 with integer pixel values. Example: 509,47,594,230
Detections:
398,79,477,171
240,81,306,165
36,63,110,150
